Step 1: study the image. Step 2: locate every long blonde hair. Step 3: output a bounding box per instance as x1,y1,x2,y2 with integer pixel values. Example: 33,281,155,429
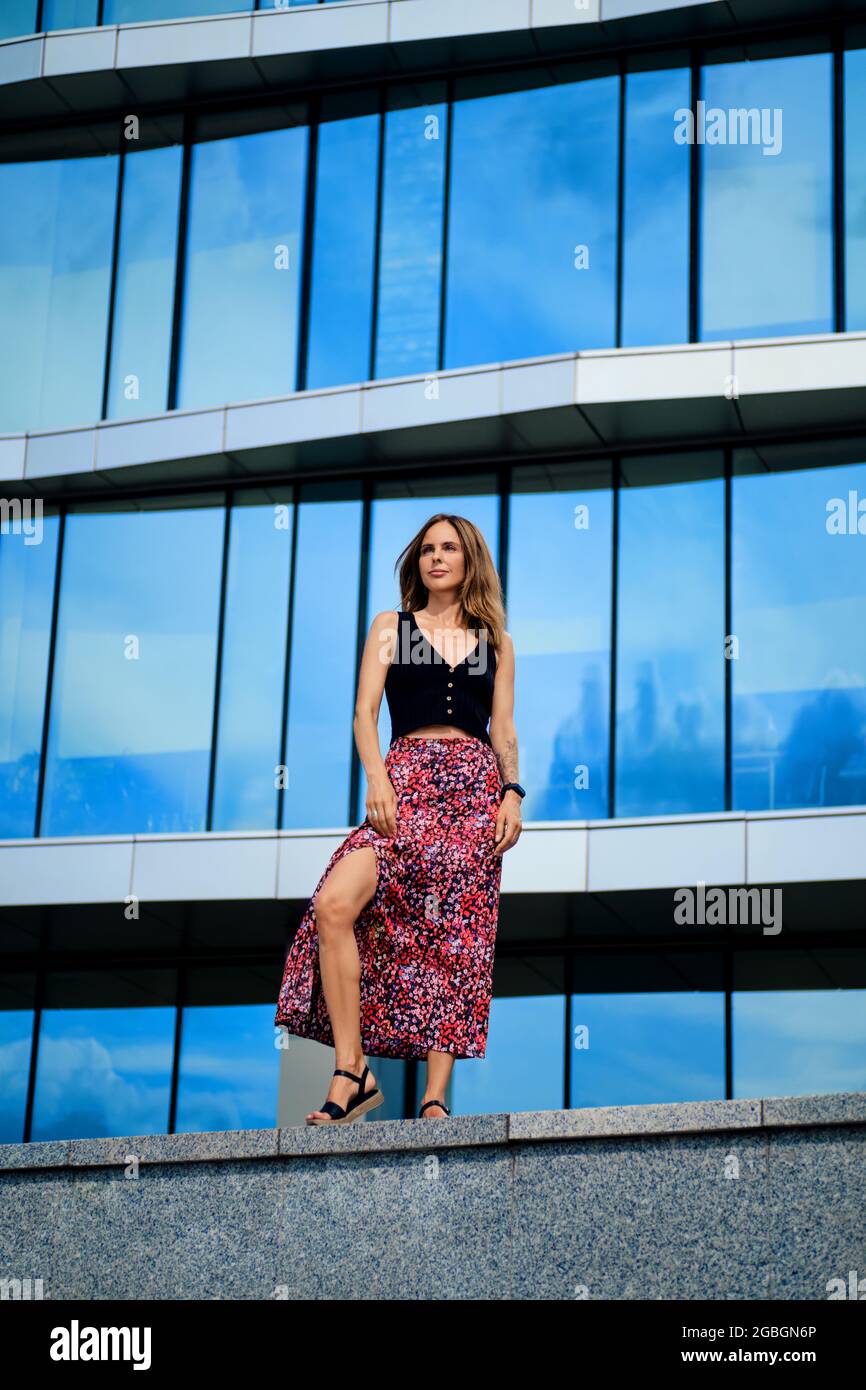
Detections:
395,513,506,652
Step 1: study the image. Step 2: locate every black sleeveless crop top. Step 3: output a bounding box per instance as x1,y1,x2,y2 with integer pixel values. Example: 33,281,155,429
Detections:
384,609,497,747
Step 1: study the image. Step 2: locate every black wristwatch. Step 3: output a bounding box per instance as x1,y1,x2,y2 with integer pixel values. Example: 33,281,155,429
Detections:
501,782,525,799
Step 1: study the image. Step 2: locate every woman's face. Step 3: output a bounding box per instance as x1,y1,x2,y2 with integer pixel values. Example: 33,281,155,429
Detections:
419,521,465,596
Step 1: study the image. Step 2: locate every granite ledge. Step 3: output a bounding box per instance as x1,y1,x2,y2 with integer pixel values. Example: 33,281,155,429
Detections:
761,1091,866,1129
277,1111,507,1156
0,1129,280,1171
508,1097,763,1141
0,1093,863,1171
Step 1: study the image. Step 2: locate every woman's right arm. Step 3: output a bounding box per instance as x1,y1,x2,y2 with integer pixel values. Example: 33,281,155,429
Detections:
353,610,399,837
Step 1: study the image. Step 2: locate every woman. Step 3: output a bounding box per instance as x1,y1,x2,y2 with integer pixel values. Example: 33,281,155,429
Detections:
274,513,524,1124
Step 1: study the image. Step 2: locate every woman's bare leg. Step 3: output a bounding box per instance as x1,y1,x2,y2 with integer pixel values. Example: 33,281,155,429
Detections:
420,1049,455,1117
305,846,379,1123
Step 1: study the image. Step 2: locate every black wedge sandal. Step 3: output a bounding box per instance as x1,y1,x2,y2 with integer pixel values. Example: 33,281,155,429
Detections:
305,1064,384,1126
418,1099,451,1118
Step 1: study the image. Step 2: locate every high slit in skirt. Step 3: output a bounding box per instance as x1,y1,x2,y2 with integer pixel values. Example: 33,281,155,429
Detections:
274,734,504,1060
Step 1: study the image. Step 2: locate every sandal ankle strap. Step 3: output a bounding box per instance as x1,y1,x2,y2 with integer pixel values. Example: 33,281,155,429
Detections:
333,1065,366,1085
419,1099,450,1116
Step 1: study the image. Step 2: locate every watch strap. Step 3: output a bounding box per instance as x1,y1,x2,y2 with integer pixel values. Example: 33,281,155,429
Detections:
502,782,525,799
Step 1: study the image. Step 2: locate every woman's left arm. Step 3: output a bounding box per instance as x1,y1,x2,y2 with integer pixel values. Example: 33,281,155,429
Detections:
488,631,522,856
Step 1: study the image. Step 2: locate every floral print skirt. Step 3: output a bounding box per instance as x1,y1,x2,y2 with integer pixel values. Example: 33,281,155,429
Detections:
274,735,504,1060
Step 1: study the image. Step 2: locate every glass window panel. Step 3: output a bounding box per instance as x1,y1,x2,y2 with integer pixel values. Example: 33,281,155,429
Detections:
0,150,118,433
733,990,866,1099
42,0,98,27
845,46,866,330
282,485,363,829
621,66,690,347
42,499,224,836
375,86,447,380
732,461,866,811
0,2,38,40
445,73,618,368
363,1057,408,1122
178,121,307,410
175,1003,280,1133
0,978,34,1144
699,52,833,339
306,103,380,389
508,464,612,821
105,0,254,18
569,991,726,1106
0,511,59,837
106,144,183,421
31,971,176,1142
450,992,565,1116
362,482,499,820
212,492,293,832
616,460,725,817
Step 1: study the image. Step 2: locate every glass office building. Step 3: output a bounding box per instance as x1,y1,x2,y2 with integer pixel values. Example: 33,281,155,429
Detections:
1,0,865,1141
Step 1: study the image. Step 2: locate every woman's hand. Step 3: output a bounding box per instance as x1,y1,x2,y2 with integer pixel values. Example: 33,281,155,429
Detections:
366,773,398,838
493,789,522,855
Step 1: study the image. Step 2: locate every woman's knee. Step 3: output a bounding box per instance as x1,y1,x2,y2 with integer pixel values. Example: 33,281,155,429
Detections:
314,884,357,929
314,849,377,929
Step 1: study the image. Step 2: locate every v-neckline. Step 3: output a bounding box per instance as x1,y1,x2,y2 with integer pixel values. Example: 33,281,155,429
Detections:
406,609,480,668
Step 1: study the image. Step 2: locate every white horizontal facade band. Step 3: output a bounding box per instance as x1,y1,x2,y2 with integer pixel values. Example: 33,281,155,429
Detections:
3,334,866,493
0,0,825,117
1,804,865,907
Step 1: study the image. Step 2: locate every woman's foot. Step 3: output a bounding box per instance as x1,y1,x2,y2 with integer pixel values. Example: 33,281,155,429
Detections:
305,1057,377,1124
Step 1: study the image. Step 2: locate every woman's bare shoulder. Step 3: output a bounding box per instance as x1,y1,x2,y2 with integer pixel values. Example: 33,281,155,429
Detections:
369,609,400,630
367,610,402,646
